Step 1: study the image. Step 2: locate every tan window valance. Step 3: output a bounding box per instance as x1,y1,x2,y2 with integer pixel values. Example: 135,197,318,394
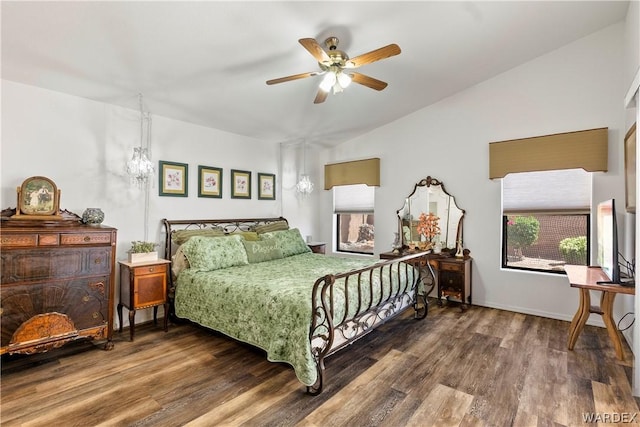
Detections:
324,158,380,190
489,127,608,179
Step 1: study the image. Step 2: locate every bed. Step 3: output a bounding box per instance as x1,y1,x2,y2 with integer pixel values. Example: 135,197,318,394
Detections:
162,217,429,394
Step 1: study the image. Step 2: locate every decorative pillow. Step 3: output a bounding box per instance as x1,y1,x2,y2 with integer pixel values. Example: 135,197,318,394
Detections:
242,240,284,263
171,245,190,277
261,228,311,257
232,231,260,241
253,221,289,234
180,235,248,271
173,228,225,245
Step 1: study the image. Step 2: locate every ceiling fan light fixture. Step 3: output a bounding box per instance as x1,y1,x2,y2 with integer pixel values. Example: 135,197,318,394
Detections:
337,72,351,88
319,72,336,92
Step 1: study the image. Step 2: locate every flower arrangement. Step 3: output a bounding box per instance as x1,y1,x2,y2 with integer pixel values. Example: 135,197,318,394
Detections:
416,212,440,243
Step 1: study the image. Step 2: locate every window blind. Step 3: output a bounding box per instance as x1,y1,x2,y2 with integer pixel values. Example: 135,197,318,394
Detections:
334,184,375,213
502,169,591,214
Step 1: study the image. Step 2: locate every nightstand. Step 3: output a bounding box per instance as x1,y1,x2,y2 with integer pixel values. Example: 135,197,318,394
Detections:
437,257,472,310
117,259,171,341
307,242,326,254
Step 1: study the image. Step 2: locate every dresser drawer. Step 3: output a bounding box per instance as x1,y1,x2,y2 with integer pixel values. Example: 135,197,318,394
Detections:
1,247,112,285
1,276,110,348
1,231,113,248
60,232,113,245
0,234,38,247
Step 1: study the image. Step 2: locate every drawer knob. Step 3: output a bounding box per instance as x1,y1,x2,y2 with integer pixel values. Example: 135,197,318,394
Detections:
148,267,155,272
82,295,90,303
84,236,91,242
94,259,102,264
92,312,99,319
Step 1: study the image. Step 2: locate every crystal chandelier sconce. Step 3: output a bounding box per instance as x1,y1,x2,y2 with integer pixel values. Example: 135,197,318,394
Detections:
127,147,154,186
296,174,314,195
296,141,314,196
126,93,155,187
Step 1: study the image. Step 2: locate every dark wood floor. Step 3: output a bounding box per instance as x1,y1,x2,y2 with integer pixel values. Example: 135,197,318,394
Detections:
2,302,638,426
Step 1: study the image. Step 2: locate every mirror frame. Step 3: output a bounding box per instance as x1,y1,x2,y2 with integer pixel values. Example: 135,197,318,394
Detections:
396,176,465,253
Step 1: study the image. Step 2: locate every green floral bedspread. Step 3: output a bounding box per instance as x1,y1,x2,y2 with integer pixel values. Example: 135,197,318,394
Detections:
174,252,416,386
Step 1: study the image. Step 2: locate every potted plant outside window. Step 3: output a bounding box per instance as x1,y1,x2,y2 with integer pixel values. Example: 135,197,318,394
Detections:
128,240,158,263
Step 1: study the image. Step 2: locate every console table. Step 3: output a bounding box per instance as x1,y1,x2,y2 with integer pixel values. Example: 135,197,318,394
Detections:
565,265,634,360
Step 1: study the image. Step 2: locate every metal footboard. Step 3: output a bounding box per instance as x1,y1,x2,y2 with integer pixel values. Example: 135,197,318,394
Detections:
307,252,428,395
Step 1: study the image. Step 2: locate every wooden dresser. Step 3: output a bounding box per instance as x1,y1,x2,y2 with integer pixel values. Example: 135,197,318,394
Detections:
0,215,117,355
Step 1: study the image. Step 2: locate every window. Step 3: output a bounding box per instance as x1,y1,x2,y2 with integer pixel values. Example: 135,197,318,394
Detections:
334,184,375,255
502,169,590,273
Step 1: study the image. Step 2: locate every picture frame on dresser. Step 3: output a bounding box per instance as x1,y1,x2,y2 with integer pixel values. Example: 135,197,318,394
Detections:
198,165,222,198
15,176,61,218
159,160,188,197
231,169,251,199
258,173,275,200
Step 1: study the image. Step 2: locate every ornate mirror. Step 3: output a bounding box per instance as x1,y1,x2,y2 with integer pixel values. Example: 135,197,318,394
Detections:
396,176,465,252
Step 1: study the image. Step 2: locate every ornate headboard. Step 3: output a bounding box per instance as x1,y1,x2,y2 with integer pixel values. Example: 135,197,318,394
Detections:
161,217,288,259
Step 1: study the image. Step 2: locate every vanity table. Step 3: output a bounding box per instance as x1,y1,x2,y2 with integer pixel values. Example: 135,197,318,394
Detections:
386,176,471,310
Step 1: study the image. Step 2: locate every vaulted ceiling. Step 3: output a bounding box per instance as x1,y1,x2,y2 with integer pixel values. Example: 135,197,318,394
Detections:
1,1,630,146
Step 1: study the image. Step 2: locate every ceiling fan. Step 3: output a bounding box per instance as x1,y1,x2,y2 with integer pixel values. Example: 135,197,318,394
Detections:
266,37,401,104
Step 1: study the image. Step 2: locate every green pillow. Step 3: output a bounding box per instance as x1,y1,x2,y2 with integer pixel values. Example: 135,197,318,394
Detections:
180,235,248,271
242,240,283,263
233,231,260,241
254,221,289,234
173,228,225,245
261,228,311,257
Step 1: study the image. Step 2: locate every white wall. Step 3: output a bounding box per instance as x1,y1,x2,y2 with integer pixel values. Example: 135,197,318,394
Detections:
1,81,282,328
318,23,628,327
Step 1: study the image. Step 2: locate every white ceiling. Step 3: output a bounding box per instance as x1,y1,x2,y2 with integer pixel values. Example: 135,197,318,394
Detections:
1,1,630,146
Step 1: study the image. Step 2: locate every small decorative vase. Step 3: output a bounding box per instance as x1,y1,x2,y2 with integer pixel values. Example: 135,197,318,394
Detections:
82,208,104,226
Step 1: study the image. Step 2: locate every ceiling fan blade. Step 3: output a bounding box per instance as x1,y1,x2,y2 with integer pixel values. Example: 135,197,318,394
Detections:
299,38,330,63
266,71,318,85
351,73,388,91
344,44,401,68
314,88,328,104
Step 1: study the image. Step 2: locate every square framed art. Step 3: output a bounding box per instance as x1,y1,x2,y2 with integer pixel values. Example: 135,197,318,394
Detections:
258,173,275,200
231,169,251,199
198,165,222,198
159,161,188,197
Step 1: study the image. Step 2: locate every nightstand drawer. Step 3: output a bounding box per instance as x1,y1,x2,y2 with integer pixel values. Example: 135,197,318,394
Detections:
131,263,168,277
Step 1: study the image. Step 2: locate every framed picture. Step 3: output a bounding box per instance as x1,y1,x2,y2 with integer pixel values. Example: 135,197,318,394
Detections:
198,165,222,198
624,122,636,213
16,176,60,217
258,173,276,200
231,169,251,199
159,161,188,197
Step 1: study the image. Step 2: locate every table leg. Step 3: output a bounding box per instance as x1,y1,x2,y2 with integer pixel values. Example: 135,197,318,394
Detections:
568,288,591,350
601,291,624,360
